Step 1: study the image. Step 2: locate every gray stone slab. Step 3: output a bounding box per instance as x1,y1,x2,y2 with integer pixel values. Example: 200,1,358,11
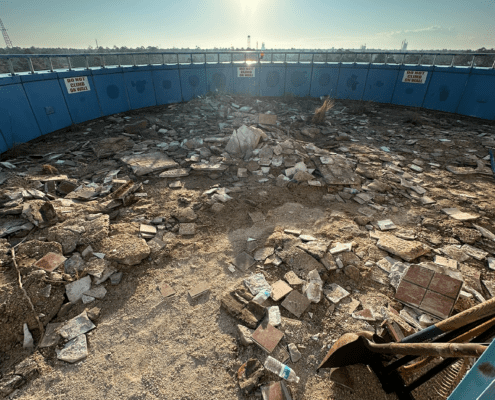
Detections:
65,276,92,303
56,334,88,363
39,323,63,348
57,311,96,340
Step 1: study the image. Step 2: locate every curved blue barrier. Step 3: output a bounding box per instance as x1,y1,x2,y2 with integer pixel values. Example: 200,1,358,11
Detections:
362,64,400,103
0,60,494,154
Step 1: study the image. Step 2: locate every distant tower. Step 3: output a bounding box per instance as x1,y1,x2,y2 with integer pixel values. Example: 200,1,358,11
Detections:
261,42,265,50
0,17,13,48
247,35,251,49
256,41,258,50
401,39,408,52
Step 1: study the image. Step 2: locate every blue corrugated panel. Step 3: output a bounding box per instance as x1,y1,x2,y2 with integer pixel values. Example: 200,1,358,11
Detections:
422,67,470,113
57,70,102,124
151,65,182,105
23,79,73,135
336,64,369,100
206,64,234,94
285,66,312,97
179,65,207,101
0,75,21,86
259,65,286,97
91,68,130,116
448,339,495,400
123,67,157,109
0,84,42,153
391,65,434,107
457,69,495,120
233,63,260,96
362,64,400,103
310,65,339,98
19,72,60,83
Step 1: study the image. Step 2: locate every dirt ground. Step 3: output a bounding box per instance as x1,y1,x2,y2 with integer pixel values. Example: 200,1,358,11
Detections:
1,94,495,399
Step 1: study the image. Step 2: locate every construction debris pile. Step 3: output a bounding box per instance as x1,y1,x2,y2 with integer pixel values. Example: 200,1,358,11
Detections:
0,93,495,399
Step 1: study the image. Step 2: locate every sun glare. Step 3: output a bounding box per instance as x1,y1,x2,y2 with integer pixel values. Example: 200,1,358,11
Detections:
238,0,262,13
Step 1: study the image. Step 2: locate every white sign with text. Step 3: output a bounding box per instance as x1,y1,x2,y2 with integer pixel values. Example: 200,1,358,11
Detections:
402,70,428,84
64,76,91,94
237,67,255,78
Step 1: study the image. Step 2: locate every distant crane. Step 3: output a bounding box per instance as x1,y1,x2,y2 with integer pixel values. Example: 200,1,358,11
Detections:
0,17,12,48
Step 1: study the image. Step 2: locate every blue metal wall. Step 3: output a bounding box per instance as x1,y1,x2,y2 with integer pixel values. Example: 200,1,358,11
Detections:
0,62,494,153
206,64,234,94
310,65,339,98
233,63,260,96
336,64,369,100
457,69,495,120
123,67,157,109
58,70,102,124
179,64,207,101
151,65,182,105
392,66,434,107
92,68,130,116
362,64,400,103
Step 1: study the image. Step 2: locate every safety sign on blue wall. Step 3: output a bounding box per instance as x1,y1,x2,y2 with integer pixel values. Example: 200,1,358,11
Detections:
238,67,255,78
402,70,428,84
64,76,91,94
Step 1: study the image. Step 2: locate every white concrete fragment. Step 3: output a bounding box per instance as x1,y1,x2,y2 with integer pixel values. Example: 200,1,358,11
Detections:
65,276,92,303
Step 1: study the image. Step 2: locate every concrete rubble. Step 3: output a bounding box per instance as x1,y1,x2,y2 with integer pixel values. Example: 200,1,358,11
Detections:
0,93,494,398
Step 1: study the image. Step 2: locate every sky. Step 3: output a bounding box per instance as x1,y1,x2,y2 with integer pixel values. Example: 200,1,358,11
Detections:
0,0,494,50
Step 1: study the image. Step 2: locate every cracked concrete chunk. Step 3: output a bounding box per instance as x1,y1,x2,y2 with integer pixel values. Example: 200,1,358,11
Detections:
47,215,110,254
65,276,92,303
97,234,150,265
39,322,63,348
377,234,429,262
56,334,88,363
57,311,96,340
121,152,178,176
442,208,479,221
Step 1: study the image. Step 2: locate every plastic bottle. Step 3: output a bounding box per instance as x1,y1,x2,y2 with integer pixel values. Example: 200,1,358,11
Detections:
264,356,300,383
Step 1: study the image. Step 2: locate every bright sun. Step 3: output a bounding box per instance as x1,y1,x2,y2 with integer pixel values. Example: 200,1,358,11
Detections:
238,0,262,13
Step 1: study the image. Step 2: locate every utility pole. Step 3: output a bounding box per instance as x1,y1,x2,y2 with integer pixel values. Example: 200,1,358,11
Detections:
0,17,12,48
95,39,99,50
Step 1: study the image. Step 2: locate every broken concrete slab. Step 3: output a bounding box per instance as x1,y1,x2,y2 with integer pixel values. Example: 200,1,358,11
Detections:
254,247,275,261
442,208,479,221
65,276,92,303
225,125,266,157
323,284,350,304
83,285,107,299
121,152,178,176
97,234,150,265
56,334,88,363
57,311,96,340
318,154,361,185
39,322,63,348
158,168,190,178
461,244,488,260
237,324,254,346
189,283,210,299
244,273,272,295
271,280,293,301
376,234,429,262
